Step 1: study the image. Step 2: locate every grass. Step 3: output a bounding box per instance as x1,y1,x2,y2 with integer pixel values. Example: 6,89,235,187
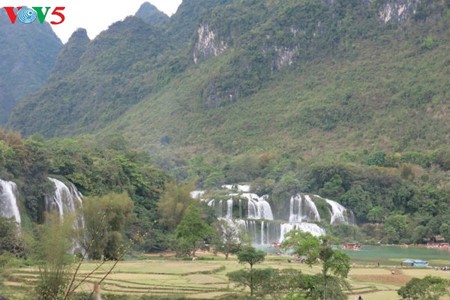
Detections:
2,252,450,299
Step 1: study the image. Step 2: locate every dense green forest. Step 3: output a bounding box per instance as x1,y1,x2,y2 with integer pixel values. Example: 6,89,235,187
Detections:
0,130,169,252
0,129,448,253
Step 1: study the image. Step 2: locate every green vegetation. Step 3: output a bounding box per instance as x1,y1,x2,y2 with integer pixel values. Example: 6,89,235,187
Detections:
82,193,134,260
4,1,449,244
397,275,450,300
282,231,351,300
1,0,450,298
228,246,266,296
0,18,62,124
175,205,214,257
0,130,170,253
33,213,74,300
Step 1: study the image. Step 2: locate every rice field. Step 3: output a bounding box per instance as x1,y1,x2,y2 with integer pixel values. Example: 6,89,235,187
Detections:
2,252,450,299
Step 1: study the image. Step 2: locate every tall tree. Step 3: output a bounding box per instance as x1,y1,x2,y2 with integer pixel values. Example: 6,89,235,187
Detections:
234,245,266,296
157,182,194,231
212,219,243,259
175,204,213,257
82,193,133,260
282,231,350,300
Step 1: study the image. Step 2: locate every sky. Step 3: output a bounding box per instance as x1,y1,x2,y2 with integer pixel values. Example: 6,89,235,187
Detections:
2,0,183,43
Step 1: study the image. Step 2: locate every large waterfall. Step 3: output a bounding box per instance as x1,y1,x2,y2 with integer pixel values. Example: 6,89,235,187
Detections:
46,178,84,229
0,179,21,224
196,186,353,245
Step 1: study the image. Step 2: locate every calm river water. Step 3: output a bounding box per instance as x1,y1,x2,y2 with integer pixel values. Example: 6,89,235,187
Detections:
342,245,450,266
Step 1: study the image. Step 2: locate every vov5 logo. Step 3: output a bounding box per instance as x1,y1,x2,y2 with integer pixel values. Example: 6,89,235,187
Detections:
3,6,65,25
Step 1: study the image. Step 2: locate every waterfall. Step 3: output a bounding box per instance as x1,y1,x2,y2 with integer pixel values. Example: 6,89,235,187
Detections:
190,190,205,199
46,178,84,229
46,178,82,216
196,185,352,245
243,193,273,220
46,178,85,254
325,198,350,224
222,184,251,192
261,221,264,245
0,179,21,224
289,194,321,222
279,223,326,242
226,199,233,219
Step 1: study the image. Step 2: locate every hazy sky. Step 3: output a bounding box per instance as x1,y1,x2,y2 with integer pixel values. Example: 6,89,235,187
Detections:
3,0,182,43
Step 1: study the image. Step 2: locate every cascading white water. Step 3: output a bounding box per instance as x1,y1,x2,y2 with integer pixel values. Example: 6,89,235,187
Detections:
243,193,273,220
196,186,352,245
46,178,85,254
46,178,82,215
289,194,321,222
0,179,21,224
279,223,326,242
46,178,84,229
190,190,206,199
325,199,349,224
222,184,251,192
226,199,233,219
261,221,264,245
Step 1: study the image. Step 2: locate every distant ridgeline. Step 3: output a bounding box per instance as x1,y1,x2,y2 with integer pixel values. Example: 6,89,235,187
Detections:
192,185,354,245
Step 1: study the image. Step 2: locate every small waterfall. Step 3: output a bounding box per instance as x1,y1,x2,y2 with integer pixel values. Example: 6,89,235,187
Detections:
0,179,21,224
279,223,326,242
289,194,321,222
46,178,85,254
190,190,205,199
226,199,233,219
325,199,350,224
222,184,251,192
46,178,82,216
46,178,84,229
261,221,264,245
243,193,273,220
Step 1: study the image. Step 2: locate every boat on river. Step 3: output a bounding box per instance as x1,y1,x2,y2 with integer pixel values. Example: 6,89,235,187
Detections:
402,259,429,267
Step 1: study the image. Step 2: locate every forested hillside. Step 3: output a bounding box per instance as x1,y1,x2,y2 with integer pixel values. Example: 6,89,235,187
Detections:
5,0,450,244
0,10,62,124
9,0,449,155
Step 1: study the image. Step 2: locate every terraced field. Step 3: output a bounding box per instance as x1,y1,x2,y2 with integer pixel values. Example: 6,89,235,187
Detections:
2,253,450,299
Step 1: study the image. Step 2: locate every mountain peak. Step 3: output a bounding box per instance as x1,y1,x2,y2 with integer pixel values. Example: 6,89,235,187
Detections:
135,2,169,26
68,28,90,43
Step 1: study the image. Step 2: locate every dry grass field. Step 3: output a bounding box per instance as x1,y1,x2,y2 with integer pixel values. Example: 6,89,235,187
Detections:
2,252,450,299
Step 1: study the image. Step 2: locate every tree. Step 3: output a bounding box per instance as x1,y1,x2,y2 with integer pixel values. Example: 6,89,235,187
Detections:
281,231,351,300
33,212,75,300
383,214,409,244
212,219,243,259
0,217,25,257
233,246,266,296
82,193,133,260
398,276,450,300
236,245,266,271
367,206,384,223
175,204,213,257
227,268,273,298
157,182,194,231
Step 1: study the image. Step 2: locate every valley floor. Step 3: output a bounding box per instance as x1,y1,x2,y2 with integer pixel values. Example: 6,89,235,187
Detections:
2,251,450,299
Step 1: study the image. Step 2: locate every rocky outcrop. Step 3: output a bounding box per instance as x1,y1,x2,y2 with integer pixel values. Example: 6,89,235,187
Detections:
193,24,228,64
